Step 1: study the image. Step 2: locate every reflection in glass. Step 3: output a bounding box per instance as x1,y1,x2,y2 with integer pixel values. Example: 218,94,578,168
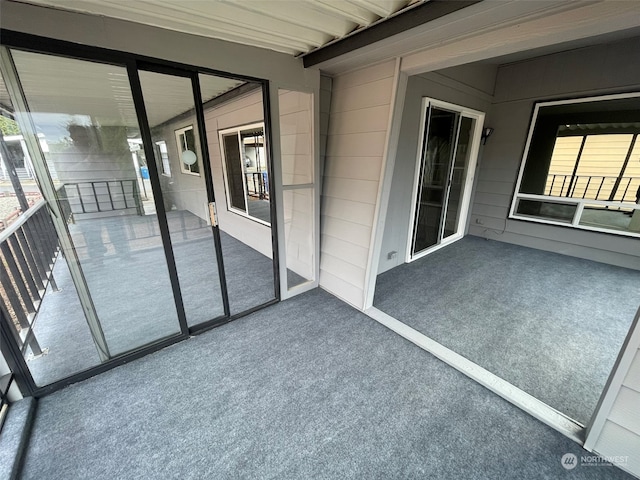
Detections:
412,107,458,254
579,204,640,233
443,116,474,239
139,70,225,326
278,89,315,289
516,199,577,222
200,73,275,313
220,124,270,224
11,50,181,357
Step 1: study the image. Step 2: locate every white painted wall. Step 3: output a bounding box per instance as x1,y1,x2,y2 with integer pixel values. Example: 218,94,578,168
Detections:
378,65,496,274
320,60,397,308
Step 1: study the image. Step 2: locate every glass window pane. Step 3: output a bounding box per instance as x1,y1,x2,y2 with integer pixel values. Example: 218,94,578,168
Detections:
138,70,225,326
443,116,474,239
283,188,314,288
579,204,640,233
412,107,458,254
200,73,275,314
516,199,577,223
11,50,181,356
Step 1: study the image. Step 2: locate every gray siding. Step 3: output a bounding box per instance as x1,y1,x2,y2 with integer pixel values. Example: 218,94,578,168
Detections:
320,60,396,307
469,37,640,270
378,65,496,273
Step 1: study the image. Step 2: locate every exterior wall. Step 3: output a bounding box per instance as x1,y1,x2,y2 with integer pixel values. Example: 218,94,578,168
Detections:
204,89,272,258
469,37,640,270
588,310,640,477
378,65,496,274
320,60,396,307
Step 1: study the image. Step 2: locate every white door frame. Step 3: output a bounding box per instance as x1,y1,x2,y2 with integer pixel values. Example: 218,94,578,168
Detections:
405,97,484,263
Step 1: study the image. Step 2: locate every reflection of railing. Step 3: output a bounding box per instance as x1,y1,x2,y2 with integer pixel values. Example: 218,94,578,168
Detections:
245,172,269,200
546,174,638,203
0,199,59,358
63,179,143,215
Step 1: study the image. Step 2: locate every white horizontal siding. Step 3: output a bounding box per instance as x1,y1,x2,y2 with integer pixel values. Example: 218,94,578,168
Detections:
320,60,396,308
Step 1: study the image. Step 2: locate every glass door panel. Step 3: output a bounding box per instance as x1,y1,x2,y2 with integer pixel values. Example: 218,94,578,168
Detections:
412,107,459,255
199,73,277,314
138,70,226,326
10,50,181,356
443,116,475,239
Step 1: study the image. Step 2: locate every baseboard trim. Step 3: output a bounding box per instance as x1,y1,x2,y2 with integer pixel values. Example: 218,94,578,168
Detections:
364,306,585,444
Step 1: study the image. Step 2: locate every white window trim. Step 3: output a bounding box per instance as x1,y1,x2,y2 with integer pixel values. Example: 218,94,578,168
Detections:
405,97,485,263
509,91,640,238
175,125,200,177
218,121,270,226
155,140,171,177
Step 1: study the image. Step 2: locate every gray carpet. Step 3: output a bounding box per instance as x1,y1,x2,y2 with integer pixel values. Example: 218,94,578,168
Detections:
20,289,632,479
247,197,271,224
0,397,35,480
374,235,640,425
24,211,277,386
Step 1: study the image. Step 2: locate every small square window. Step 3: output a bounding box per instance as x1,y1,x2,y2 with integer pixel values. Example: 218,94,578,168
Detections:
175,125,200,176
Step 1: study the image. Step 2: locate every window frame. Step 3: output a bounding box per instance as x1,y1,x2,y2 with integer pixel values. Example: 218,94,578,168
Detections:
509,92,640,238
174,125,200,176
218,121,270,226
155,140,171,177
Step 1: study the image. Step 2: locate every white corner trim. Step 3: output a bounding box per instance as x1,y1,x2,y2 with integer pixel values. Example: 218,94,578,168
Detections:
584,307,640,451
362,57,408,310
364,306,585,444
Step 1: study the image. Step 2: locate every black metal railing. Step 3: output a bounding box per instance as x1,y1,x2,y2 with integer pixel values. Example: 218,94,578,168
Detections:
546,174,638,203
0,368,13,430
0,199,60,358
63,179,143,216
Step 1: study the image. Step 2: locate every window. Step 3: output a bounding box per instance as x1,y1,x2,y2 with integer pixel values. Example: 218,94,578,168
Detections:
155,140,171,176
219,122,270,225
511,93,640,237
175,125,199,175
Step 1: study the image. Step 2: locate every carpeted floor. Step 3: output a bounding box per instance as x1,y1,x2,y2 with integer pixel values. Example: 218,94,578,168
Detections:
24,210,278,386
20,289,633,479
374,235,640,425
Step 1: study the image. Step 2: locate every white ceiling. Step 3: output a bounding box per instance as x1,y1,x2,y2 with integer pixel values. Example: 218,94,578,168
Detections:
4,49,245,138
14,0,421,56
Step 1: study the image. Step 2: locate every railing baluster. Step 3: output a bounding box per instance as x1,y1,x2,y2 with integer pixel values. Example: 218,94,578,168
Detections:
7,236,39,304
106,182,115,210
121,180,128,209
0,243,36,314
0,266,30,330
22,220,48,288
582,177,592,199
76,184,86,213
15,228,44,292
595,177,606,200
91,182,101,212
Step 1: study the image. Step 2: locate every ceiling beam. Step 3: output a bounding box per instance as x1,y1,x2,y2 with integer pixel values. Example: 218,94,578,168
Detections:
302,0,482,68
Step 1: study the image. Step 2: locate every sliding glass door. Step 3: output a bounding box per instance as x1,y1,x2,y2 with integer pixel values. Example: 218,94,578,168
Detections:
408,99,483,261
0,41,278,391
